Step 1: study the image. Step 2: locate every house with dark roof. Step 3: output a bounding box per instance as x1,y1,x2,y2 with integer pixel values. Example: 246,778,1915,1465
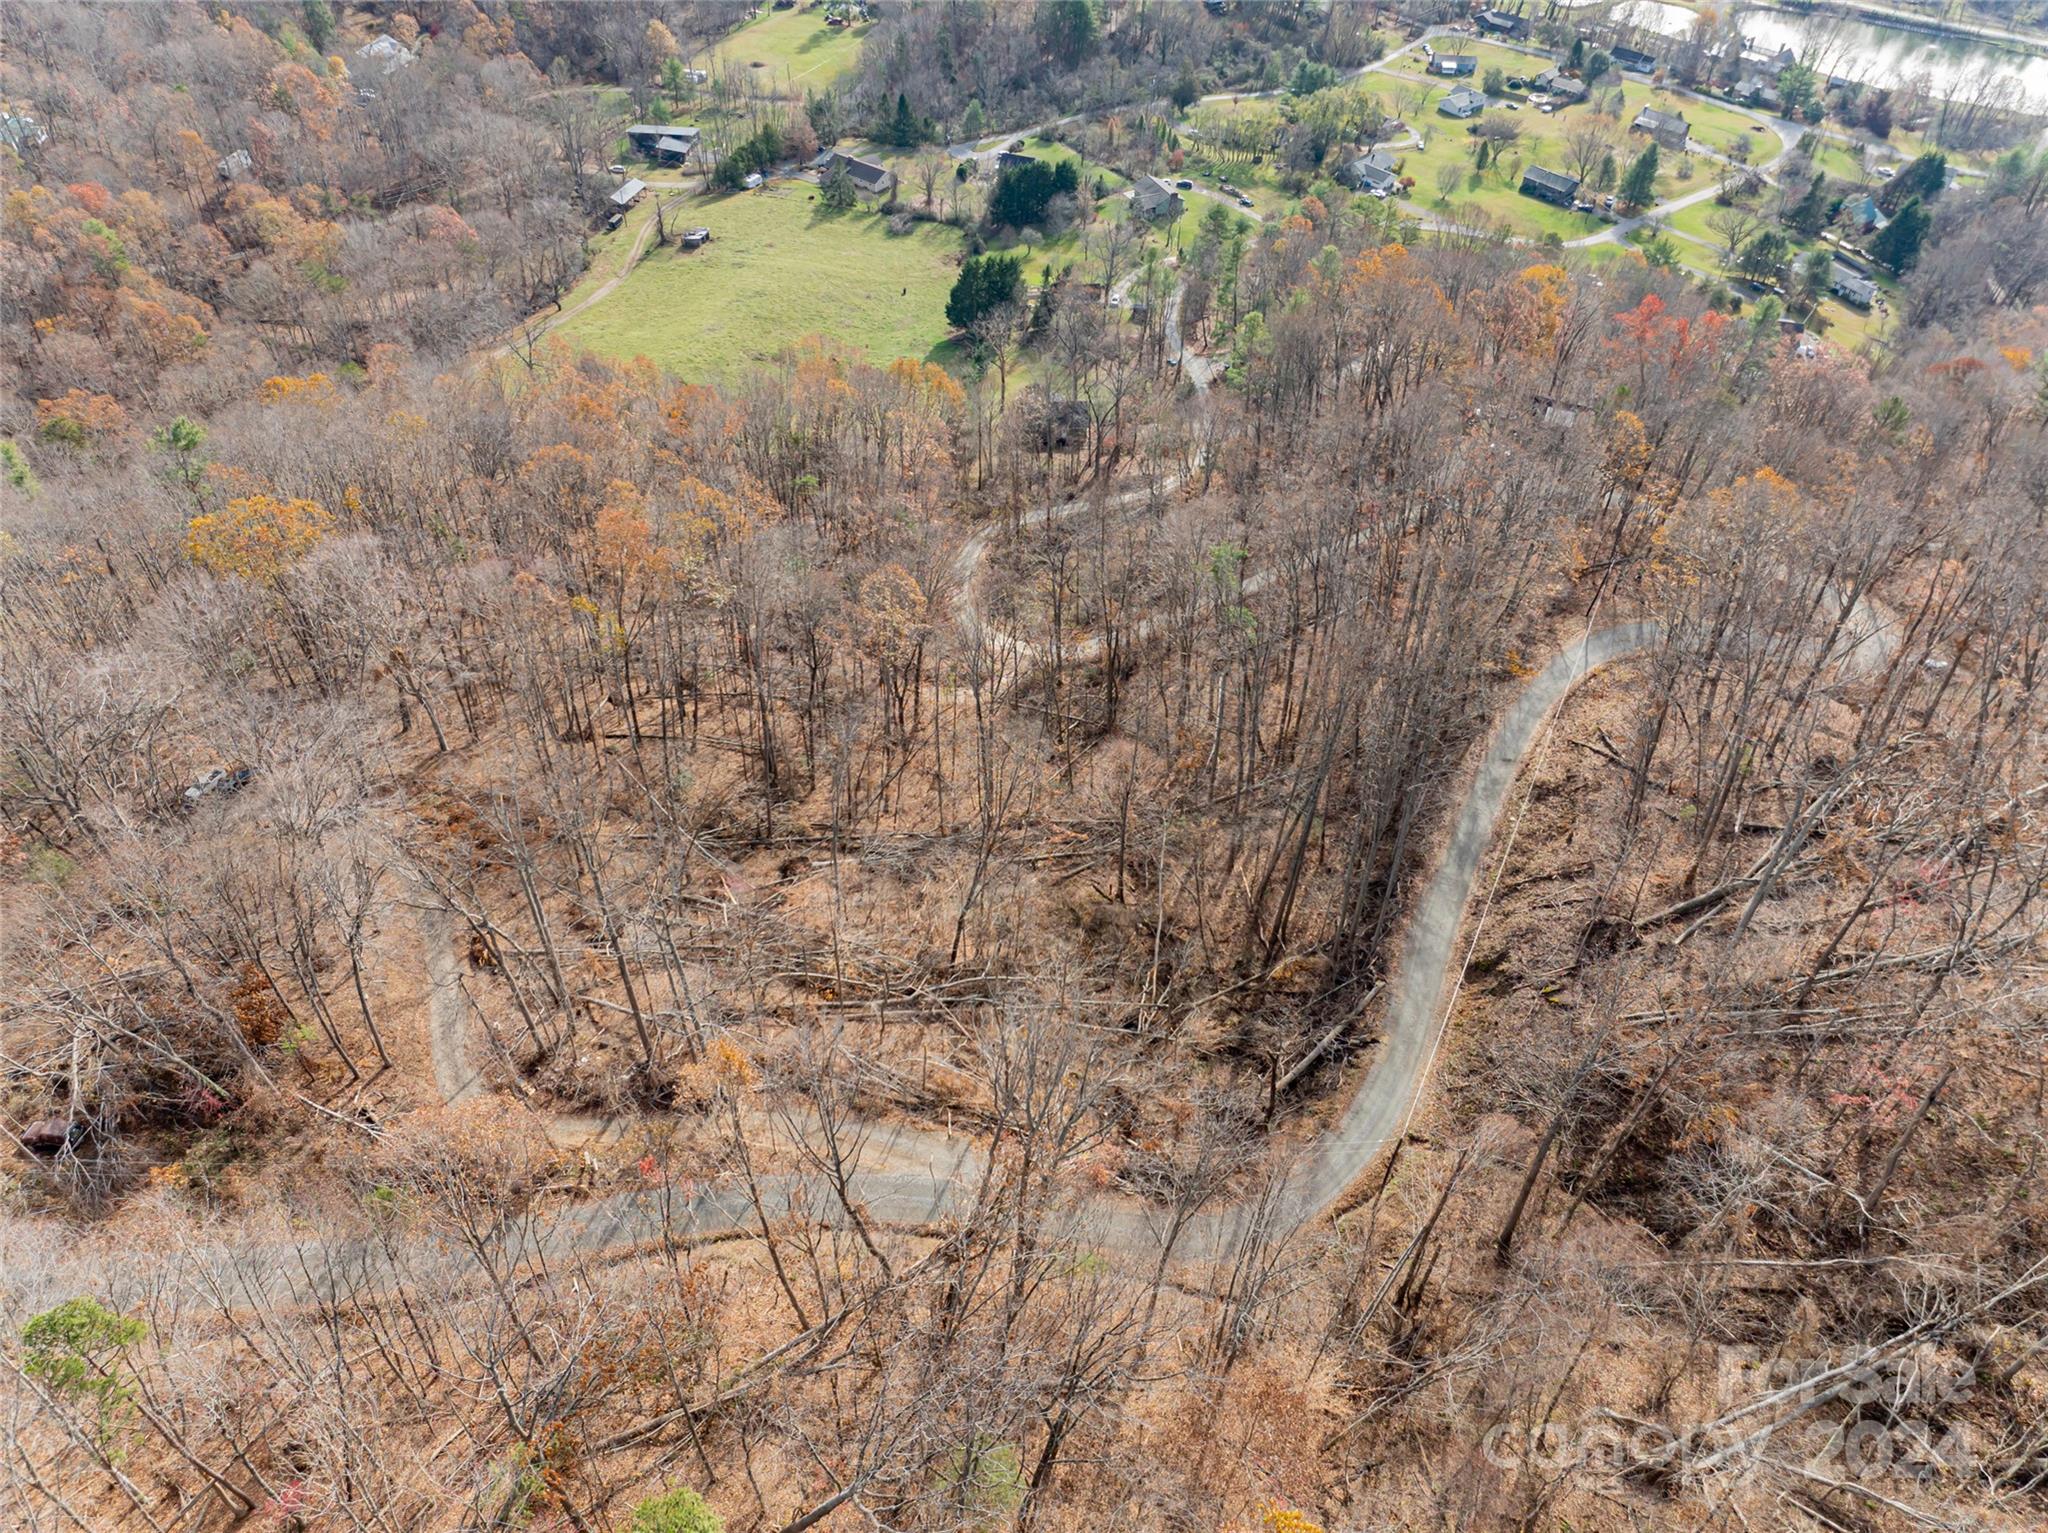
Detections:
1036,396,1092,452
818,151,895,197
996,150,1037,171
1612,45,1658,74
1438,86,1486,120
1534,68,1588,104
1734,73,1782,110
627,124,700,161
1132,174,1184,220
1341,148,1401,193
1830,265,1878,306
1476,10,1527,39
1432,54,1478,78
1520,165,1580,206
1631,106,1690,152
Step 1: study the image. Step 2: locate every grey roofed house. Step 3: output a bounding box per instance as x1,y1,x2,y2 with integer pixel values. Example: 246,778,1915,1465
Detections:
356,34,416,74
1342,148,1401,192
1631,106,1689,152
1438,86,1486,119
609,178,646,208
996,150,1037,171
1533,68,1588,102
1612,45,1658,74
1830,265,1878,306
1520,164,1580,205
1476,9,1527,37
1432,54,1478,77
627,123,699,154
1734,73,1782,109
1132,174,1183,219
655,135,697,163
819,151,895,194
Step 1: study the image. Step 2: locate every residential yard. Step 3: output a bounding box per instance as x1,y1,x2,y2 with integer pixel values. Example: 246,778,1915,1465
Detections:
1801,130,1874,182
691,7,873,101
556,184,961,383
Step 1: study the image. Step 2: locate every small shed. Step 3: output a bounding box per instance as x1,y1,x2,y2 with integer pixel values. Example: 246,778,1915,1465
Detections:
681,227,711,249
610,179,647,208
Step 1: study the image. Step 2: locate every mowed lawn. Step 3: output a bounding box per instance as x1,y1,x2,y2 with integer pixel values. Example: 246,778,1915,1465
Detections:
557,186,962,383
692,9,873,99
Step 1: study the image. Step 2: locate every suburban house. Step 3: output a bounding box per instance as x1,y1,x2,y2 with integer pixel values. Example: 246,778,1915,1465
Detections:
996,150,1038,171
627,124,700,163
609,178,646,210
1132,174,1184,220
1533,68,1588,104
1476,10,1528,39
1341,148,1402,193
1438,85,1486,120
1846,194,1890,233
1432,54,1478,78
355,34,416,74
1520,165,1581,207
1612,45,1659,74
1631,106,1690,152
1832,264,1879,308
1734,73,1782,109
682,67,709,85
816,151,895,197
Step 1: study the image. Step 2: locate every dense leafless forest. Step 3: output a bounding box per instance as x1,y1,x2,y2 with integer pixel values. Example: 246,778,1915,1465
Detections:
4,3,2048,1531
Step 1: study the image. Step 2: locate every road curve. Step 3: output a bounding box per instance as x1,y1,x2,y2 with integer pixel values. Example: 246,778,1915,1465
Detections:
425,622,1669,1271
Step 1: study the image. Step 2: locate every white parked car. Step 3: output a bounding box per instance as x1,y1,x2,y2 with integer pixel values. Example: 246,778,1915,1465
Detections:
608,163,626,175
1875,165,1896,179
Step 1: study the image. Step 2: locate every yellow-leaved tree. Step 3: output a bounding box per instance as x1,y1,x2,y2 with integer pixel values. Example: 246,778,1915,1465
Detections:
185,494,332,582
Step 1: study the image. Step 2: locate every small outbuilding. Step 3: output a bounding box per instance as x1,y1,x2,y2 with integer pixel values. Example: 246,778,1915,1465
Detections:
609,178,647,209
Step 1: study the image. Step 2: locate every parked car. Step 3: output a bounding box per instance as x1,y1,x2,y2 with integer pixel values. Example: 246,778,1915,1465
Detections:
1602,194,1616,209
1875,165,1896,179
1238,195,1254,208
1504,102,1520,111
608,163,626,175
1175,178,1193,190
